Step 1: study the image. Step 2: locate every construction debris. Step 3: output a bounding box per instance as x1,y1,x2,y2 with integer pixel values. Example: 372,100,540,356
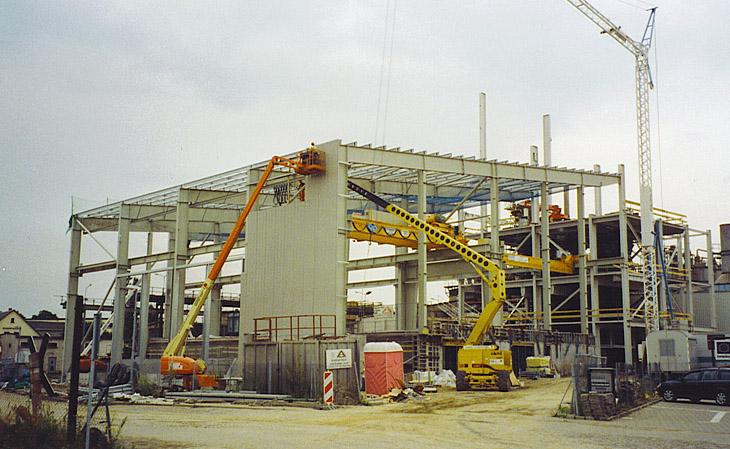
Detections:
361,386,427,405
165,391,293,402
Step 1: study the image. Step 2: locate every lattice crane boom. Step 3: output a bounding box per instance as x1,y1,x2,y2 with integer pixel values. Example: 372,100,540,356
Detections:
566,1,660,332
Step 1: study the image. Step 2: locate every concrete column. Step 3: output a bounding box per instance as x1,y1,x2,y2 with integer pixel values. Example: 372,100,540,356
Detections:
417,170,427,332
138,232,153,363
588,215,601,356
577,186,588,334
541,182,551,329
170,189,190,341
618,165,633,364
707,230,717,330
62,218,83,379
111,204,131,366
593,164,602,216
563,187,571,218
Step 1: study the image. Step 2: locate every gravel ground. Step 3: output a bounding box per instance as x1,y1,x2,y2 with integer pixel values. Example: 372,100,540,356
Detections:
108,378,730,449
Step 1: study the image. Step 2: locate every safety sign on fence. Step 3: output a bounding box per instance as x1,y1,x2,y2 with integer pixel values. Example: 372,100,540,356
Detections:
323,370,333,404
325,348,352,369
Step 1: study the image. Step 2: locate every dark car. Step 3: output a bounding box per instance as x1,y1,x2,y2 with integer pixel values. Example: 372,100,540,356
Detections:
656,367,730,406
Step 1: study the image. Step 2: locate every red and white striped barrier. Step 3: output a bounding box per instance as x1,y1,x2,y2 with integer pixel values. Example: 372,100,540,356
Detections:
323,371,333,404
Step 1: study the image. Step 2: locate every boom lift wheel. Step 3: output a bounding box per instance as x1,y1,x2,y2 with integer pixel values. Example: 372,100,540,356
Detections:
496,370,511,392
456,370,470,391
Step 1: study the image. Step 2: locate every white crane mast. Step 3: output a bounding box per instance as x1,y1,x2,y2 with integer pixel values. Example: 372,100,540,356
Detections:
565,1,659,332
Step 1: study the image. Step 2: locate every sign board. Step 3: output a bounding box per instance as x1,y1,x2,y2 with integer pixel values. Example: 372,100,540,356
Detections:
715,339,730,361
588,368,615,394
326,348,352,369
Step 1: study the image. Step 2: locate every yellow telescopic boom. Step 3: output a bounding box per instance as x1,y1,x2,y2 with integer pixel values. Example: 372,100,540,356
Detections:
347,181,505,346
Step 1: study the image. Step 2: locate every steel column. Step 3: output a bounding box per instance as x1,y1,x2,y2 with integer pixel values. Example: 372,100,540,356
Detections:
577,186,588,333
111,204,130,366
417,170,427,332
618,165,633,364
62,218,82,379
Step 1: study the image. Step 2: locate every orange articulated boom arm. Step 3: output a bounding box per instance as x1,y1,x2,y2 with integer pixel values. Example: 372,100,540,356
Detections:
162,154,302,358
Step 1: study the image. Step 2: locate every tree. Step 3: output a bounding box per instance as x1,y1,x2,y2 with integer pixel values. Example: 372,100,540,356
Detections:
30,310,59,320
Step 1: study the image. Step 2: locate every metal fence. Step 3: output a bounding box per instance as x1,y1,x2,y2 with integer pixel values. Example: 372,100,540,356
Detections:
241,338,360,404
0,389,69,428
571,355,659,419
0,386,118,442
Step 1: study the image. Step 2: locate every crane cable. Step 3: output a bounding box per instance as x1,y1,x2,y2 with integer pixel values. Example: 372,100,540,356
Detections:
374,0,398,146
652,19,664,211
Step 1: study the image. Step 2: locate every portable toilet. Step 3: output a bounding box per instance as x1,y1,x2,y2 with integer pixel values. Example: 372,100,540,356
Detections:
363,342,404,396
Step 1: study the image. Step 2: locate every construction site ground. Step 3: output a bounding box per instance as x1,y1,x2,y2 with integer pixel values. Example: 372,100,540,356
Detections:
110,378,729,449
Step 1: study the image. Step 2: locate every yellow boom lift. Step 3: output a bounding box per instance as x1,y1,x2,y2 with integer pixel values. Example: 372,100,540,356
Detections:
347,181,513,391
161,145,325,389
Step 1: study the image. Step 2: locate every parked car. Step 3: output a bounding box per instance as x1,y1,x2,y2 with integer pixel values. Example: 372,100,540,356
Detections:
656,367,730,405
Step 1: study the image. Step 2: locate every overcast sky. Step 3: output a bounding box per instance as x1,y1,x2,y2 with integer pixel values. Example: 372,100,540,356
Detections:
1,1,728,317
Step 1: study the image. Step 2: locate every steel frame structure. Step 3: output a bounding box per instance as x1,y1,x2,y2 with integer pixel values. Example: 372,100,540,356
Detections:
63,140,717,376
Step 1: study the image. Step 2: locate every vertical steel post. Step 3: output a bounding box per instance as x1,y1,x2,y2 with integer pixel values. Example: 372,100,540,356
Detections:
707,230,717,330
63,218,82,380
541,182,551,328
85,313,100,449
67,295,84,445
618,165,633,364
111,204,130,366
577,186,588,333
593,164,602,216
138,233,152,364
417,170,427,331
480,93,488,240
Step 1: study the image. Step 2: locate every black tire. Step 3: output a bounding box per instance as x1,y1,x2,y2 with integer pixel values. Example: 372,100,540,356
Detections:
662,388,676,402
716,390,728,406
496,370,510,392
456,370,470,391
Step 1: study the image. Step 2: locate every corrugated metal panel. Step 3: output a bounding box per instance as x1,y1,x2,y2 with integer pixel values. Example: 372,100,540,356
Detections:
242,141,346,336
241,339,360,404
693,292,730,333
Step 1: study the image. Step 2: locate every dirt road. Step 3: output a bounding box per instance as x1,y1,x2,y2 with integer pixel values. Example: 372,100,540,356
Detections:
110,378,729,449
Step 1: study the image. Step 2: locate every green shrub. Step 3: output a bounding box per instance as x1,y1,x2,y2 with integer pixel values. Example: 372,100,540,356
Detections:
0,405,131,449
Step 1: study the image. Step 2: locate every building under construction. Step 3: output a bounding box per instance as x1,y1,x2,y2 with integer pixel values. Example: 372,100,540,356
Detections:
63,139,727,381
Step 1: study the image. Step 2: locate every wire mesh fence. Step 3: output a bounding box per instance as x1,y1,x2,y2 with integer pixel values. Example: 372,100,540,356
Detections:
0,387,112,439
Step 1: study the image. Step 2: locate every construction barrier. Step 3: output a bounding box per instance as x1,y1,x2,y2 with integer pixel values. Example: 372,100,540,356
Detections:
323,371,333,404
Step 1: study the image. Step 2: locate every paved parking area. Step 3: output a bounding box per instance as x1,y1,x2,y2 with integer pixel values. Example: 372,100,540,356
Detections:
618,400,729,434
